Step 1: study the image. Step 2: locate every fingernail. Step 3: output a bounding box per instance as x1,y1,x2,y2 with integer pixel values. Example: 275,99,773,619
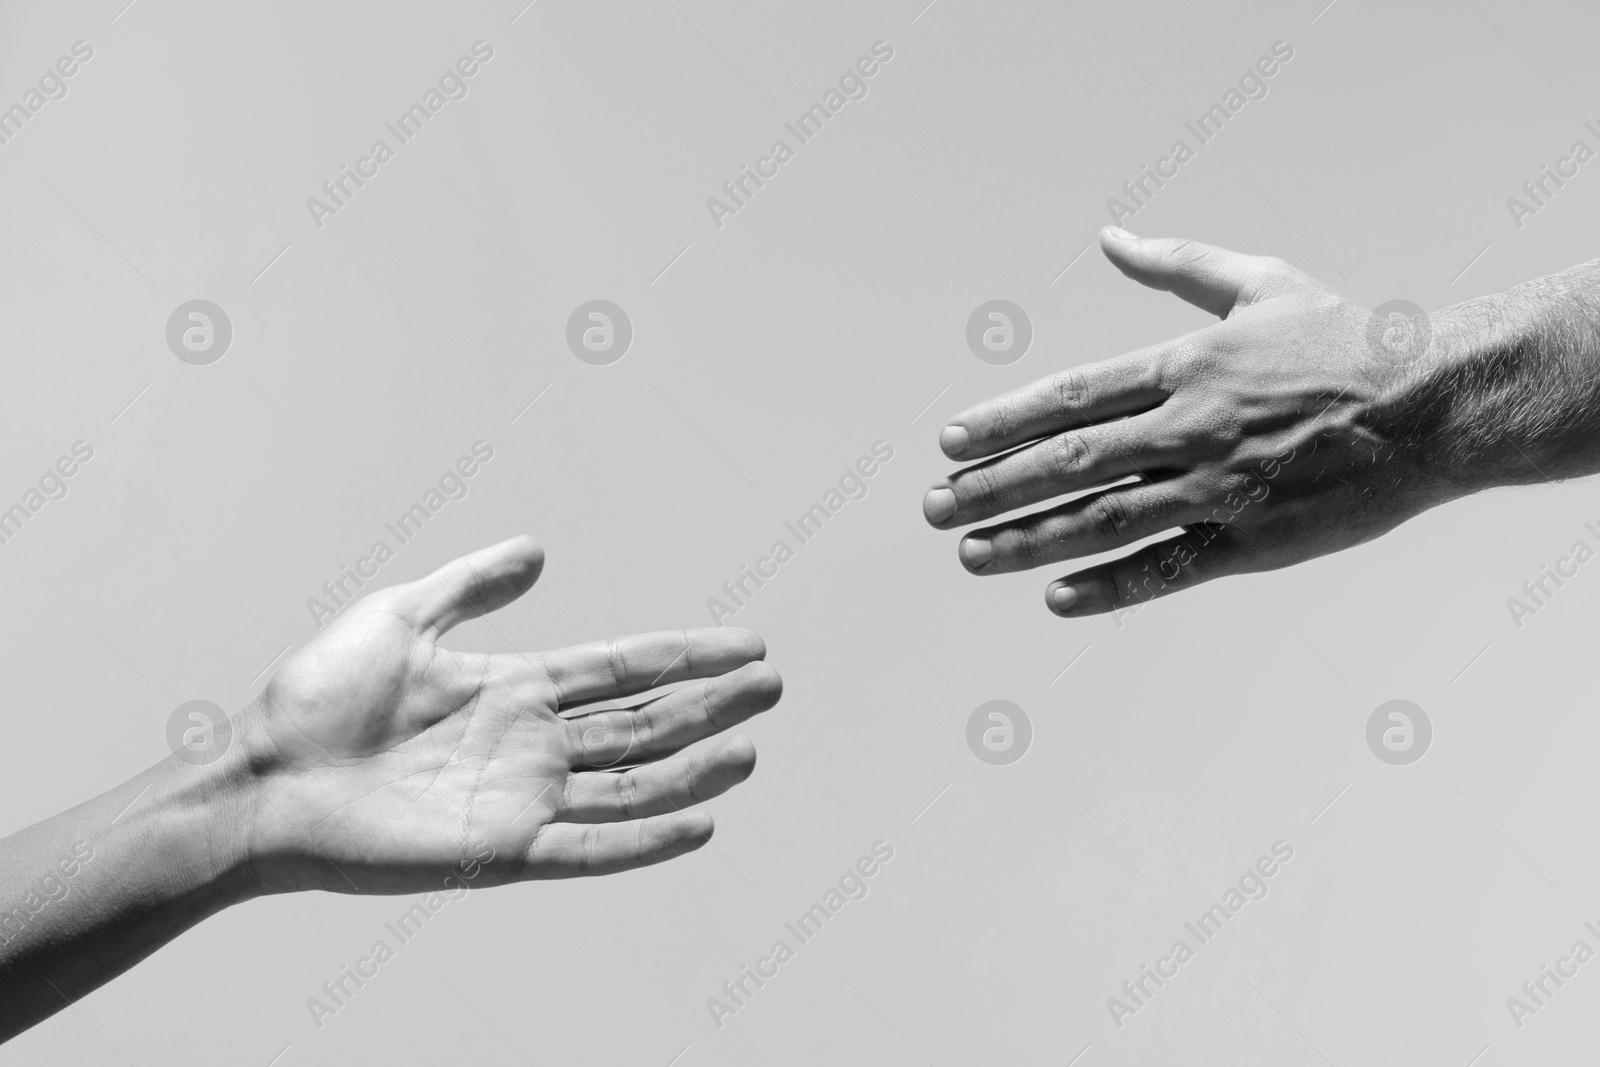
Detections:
1106,227,1138,240
923,487,956,524
940,425,970,456
961,537,992,570
1049,585,1079,613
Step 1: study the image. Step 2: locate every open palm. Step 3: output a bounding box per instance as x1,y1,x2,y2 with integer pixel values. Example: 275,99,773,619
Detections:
236,536,780,895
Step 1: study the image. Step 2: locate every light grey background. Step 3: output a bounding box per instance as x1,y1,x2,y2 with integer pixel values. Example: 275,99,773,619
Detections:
0,0,1596,1063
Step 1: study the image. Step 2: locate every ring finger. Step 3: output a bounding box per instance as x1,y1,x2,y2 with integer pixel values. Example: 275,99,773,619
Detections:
958,477,1211,575
555,735,756,823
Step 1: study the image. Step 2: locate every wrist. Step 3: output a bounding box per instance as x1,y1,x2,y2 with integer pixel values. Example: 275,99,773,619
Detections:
222,694,340,897
122,706,268,910
1383,264,1600,494
1371,296,1532,500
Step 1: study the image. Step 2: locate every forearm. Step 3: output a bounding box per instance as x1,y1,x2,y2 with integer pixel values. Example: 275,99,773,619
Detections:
1402,259,1600,490
0,743,257,1040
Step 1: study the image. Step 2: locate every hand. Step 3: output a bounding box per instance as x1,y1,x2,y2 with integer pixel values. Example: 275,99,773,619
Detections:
923,229,1455,618
234,536,781,894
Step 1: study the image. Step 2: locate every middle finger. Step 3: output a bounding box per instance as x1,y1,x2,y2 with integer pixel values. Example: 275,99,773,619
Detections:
565,660,782,769
924,410,1187,529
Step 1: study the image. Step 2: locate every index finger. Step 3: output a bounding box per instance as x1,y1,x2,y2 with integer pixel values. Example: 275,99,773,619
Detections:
940,350,1170,461
538,627,767,707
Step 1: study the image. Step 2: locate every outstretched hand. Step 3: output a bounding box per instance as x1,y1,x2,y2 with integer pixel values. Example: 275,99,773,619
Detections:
924,228,1453,618
237,536,781,894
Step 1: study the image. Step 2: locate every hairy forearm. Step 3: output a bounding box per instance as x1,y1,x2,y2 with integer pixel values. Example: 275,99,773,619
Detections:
0,745,257,1040
1402,259,1600,490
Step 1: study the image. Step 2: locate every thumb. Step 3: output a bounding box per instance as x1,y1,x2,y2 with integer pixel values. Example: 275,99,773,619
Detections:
395,535,546,637
1098,229,1295,319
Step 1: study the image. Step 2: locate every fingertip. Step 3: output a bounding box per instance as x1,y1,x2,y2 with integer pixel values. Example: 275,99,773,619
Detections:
1051,571,1123,617
939,424,970,459
1046,582,1082,616
719,734,758,778
405,535,547,634
960,536,993,572
923,485,957,525
760,662,783,703
719,626,767,662
488,535,546,604
1098,227,1148,275
505,534,545,579
733,659,784,707
675,810,715,845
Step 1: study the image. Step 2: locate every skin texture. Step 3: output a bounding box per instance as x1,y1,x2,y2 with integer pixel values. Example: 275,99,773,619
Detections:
0,536,780,1040
924,227,1600,617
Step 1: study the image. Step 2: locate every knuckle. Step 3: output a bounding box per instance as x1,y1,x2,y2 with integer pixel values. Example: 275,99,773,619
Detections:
1166,238,1202,266
1181,332,1231,378
1011,523,1050,567
967,466,1003,512
1170,239,1225,281
1102,565,1138,608
617,772,638,820
519,836,536,878
1164,333,1205,372
536,654,566,707
1143,344,1180,395
991,394,1018,443
700,676,726,731
1046,432,1090,483
566,719,587,761
604,640,627,689
1051,369,1090,412
683,758,701,803
633,708,654,750
580,825,599,875
1220,520,1258,553
1170,478,1206,515
1085,495,1135,541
